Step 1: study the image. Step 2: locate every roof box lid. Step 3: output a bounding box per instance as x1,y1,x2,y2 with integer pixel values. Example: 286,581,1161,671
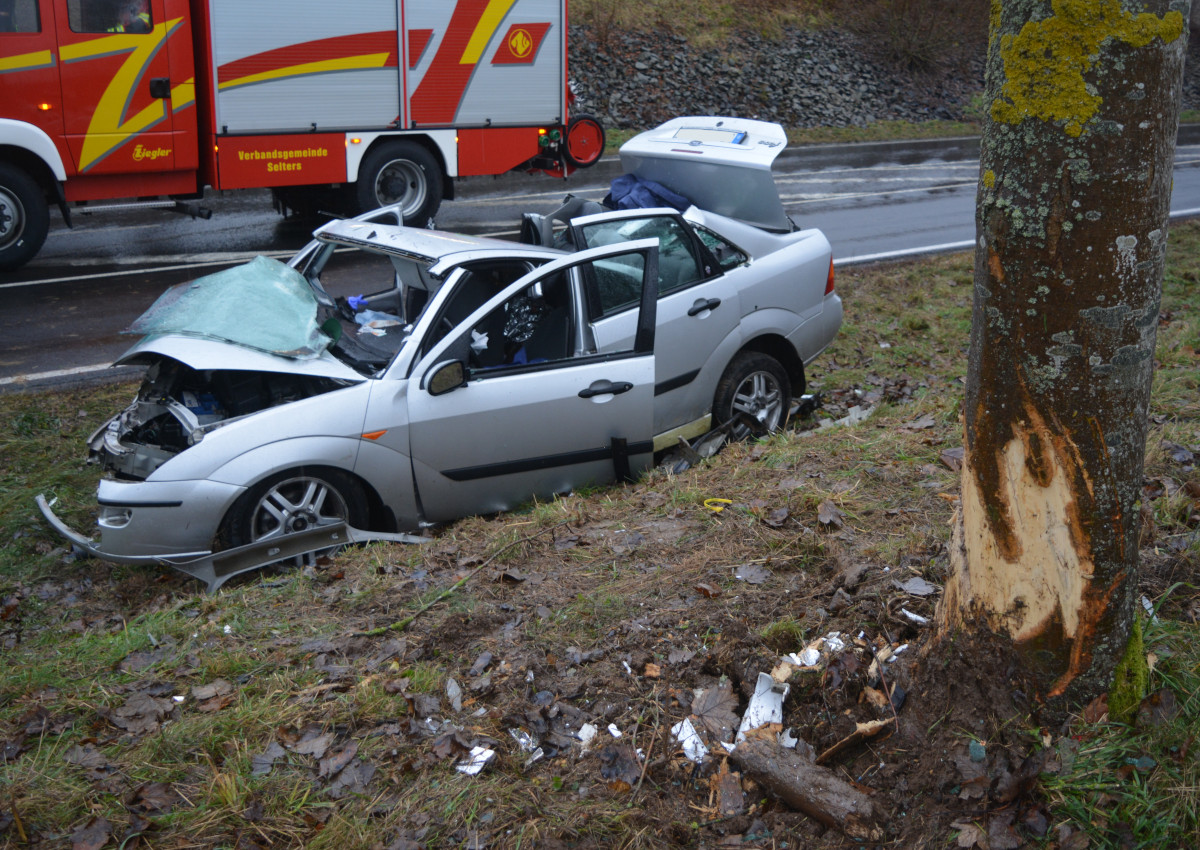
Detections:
618,117,790,232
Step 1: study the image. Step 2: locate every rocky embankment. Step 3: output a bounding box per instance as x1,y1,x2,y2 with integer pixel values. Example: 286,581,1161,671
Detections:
568,25,1200,131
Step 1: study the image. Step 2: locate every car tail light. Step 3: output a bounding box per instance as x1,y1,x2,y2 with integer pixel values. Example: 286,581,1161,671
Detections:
824,259,835,295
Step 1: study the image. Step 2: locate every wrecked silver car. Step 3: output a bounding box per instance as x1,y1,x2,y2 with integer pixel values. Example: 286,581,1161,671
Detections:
40,117,842,590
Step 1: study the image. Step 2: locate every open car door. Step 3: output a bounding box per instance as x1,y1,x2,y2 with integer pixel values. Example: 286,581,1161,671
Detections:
405,239,659,523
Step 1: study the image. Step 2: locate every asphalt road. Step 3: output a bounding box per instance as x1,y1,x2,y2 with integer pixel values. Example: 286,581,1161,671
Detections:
3,135,1199,389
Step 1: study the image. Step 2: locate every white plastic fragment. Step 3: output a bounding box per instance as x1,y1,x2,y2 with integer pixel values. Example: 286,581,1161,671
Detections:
577,723,599,752
671,718,709,763
456,746,495,775
901,608,929,625
893,643,909,656
823,631,846,653
622,660,633,675
172,695,185,704
779,728,799,749
223,625,232,635
736,672,790,742
786,647,822,668
1141,595,1159,623
607,723,622,738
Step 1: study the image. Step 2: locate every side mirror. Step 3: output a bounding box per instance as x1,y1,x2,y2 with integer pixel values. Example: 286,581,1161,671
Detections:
427,360,466,396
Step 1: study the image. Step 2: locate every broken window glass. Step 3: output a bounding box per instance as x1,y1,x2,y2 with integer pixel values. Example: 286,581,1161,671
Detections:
127,256,333,359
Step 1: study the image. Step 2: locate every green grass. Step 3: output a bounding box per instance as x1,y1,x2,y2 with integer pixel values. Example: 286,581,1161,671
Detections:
2,223,1199,847
1041,617,1200,849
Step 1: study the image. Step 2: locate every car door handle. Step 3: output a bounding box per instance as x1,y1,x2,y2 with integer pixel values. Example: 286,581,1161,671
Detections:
578,380,634,398
149,77,171,99
688,298,721,316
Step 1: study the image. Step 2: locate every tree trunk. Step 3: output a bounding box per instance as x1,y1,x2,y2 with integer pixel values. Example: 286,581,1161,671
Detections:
937,0,1189,715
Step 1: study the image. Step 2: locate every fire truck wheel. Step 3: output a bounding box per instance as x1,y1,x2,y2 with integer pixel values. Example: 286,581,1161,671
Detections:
564,115,605,168
0,163,49,272
356,141,443,224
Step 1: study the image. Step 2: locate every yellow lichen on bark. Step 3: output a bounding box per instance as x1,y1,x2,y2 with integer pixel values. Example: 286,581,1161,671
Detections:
943,428,1093,643
991,0,1184,137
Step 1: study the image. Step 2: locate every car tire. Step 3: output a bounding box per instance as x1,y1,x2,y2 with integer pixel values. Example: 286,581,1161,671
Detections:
712,352,792,441
355,140,443,224
221,468,369,560
0,163,50,272
564,114,605,168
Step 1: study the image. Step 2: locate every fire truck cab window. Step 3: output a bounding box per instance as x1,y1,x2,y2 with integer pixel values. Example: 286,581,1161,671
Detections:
69,0,153,34
0,0,41,33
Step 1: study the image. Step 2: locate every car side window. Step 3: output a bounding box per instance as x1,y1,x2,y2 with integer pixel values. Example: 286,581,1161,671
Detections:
467,271,574,373
578,216,703,310
0,0,40,32
694,226,748,271
420,261,535,360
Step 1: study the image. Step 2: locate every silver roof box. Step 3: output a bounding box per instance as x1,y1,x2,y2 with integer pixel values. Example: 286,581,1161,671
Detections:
618,116,791,232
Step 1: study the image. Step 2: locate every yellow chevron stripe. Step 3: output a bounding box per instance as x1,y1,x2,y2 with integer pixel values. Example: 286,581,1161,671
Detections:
60,18,183,172
0,49,53,73
218,53,391,91
461,0,519,64
171,78,195,112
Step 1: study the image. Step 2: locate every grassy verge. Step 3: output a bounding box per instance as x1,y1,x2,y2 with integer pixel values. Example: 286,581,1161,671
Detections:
1,225,1197,847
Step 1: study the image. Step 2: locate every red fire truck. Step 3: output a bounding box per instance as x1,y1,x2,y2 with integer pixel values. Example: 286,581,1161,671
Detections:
0,0,604,270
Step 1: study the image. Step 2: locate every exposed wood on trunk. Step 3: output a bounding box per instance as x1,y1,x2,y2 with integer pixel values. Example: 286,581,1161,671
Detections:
729,738,883,841
935,0,1188,715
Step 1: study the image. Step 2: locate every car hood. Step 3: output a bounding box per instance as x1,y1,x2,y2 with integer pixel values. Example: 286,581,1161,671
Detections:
618,116,791,232
115,335,365,380
125,255,334,360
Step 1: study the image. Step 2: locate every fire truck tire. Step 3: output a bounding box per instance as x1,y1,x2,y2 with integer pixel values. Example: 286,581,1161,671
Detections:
355,141,443,225
564,115,605,168
0,163,49,272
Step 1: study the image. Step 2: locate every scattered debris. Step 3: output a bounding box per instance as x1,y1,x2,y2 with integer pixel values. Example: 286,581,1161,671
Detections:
895,576,939,596
736,673,789,742
901,607,930,626
671,717,710,763
456,746,495,776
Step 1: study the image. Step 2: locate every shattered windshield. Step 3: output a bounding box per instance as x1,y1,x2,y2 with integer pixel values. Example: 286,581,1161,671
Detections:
128,257,333,359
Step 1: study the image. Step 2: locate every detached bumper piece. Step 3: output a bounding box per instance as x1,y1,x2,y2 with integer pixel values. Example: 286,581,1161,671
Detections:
37,495,429,593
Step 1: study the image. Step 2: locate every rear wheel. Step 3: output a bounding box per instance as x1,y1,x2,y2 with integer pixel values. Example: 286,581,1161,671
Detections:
713,352,792,441
564,114,605,168
222,468,368,565
0,163,49,272
355,140,443,224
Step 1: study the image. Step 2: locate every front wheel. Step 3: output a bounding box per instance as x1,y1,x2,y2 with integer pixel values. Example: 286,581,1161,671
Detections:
355,140,443,224
0,163,50,272
221,468,369,565
712,352,792,441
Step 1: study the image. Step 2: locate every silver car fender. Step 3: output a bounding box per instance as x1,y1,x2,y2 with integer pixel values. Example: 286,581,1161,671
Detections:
204,436,366,489
144,383,372,482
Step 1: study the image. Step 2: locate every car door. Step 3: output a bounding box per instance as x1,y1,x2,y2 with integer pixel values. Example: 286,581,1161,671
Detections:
405,239,659,524
571,210,742,435
54,0,194,176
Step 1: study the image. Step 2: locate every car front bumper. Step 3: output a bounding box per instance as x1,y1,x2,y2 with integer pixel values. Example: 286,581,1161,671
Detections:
38,479,431,592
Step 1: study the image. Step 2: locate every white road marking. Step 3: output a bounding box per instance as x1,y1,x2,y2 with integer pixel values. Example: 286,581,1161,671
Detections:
0,362,117,386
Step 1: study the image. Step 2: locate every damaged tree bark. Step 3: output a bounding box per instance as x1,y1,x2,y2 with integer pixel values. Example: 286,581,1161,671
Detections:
937,0,1189,716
